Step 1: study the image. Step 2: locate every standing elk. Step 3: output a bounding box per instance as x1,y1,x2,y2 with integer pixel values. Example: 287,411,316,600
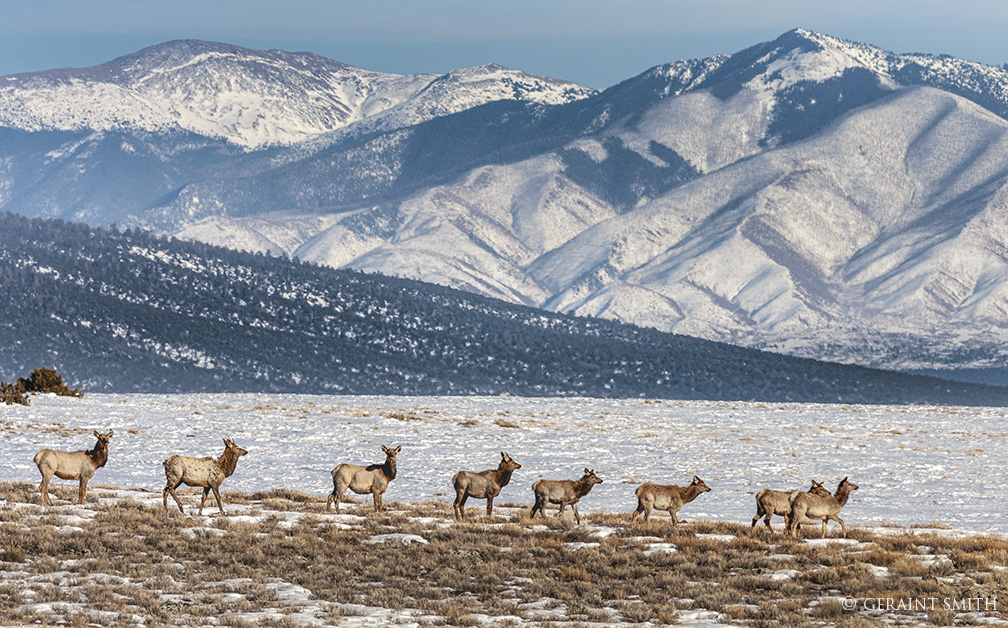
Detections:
326,444,401,513
631,475,711,524
163,438,248,515
751,480,831,531
452,452,521,520
530,468,602,524
34,430,113,506
786,477,859,538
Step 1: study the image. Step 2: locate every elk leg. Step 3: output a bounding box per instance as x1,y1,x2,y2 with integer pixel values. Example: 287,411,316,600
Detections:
530,498,542,519
820,519,828,538
198,486,211,515
835,515,846,538
572,503,580,524
373,491,381,512
167,489,185,513
485,496,493,517
39,475,51,506
670,510,680,525
333,483,348,513
632,500,645,522
165,479,185,513
211,485,224,515
78,478,88,505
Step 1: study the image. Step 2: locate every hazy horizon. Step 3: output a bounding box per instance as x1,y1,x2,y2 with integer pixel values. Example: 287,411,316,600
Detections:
1,1,1006,89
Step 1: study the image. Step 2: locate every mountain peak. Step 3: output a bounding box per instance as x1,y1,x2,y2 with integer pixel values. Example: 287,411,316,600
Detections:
0,40,591,149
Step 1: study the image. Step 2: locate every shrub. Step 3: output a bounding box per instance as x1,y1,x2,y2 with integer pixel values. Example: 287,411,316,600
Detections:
0,380,28,406
17,367,83,398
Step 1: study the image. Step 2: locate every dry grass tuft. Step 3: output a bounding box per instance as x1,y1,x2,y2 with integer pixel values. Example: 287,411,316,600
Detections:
0,481,1005,627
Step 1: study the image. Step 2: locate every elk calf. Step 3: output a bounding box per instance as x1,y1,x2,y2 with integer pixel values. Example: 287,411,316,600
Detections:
786,477,859,538
452,452,521,520
751,480,830,531
34,430,113,506
163,438,247,515
326,445,400,513
530,468,602,524
631,475,711,524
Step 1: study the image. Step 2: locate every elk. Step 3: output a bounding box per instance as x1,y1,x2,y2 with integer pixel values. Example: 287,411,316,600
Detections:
530,468,602,524
34,430,113,506
452,452,521,520
786,477,859,538
326,444,401,513
631,475,711,524
163,438,248,515
751,480,831,531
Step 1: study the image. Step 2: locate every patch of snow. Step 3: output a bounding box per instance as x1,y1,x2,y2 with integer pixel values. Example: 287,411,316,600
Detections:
365,533,428,545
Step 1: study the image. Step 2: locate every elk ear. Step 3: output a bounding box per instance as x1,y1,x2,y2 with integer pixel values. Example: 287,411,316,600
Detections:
223,438,230,447
842,476,848,482
107,430,114,438
394,445,401,453
381,445,389,453
94,430,101,438
501,451,507,459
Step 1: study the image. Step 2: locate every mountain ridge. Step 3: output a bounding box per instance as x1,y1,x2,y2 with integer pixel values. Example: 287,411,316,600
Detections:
5,30,1008,383
4,211,1008,405
0,39,594,149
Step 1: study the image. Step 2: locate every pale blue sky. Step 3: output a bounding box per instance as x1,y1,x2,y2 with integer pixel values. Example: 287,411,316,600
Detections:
2,1,1006,88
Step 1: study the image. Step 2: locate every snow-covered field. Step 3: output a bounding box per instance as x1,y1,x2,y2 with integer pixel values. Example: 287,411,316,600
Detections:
3,394,1006,533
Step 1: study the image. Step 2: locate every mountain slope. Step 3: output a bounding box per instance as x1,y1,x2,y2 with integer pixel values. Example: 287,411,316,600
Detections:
6,31,1008,382
4,212,1008,405
0,40,593,150
165,30,1008,380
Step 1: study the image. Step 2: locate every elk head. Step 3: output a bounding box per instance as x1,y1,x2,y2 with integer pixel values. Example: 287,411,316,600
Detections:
499,451,521,472
583,468,603,485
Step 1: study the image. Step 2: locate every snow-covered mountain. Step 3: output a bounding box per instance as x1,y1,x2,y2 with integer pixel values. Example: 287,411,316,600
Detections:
5,30,1008,383
0,40,593,149
12,212,1000,404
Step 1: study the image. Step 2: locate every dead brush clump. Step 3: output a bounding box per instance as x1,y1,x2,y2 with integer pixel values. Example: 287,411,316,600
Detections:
0,480,44,503
247,487,317,506
748,599,810,628
2,483,1007,627
0,542,27,562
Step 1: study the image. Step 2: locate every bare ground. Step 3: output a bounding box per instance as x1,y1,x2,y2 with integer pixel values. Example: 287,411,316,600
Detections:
1,482,1006,627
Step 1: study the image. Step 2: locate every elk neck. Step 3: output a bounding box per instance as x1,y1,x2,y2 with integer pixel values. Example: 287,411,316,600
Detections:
218,449,241,478
681,484,704,504
493,466,515,488
835,484,853,507
383,456,397,481
87,439,109,469
573,476,595,497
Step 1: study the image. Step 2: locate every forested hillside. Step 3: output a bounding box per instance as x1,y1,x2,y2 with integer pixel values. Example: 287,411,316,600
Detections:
2,213,1006,405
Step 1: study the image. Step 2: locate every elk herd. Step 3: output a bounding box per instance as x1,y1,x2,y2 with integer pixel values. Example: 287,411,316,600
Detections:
30,432,859,537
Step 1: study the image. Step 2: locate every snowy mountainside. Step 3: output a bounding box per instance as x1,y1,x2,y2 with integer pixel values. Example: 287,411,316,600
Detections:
5,212,1007,405
7,30,1008,382
0,40,594,149
170,30,1008,382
